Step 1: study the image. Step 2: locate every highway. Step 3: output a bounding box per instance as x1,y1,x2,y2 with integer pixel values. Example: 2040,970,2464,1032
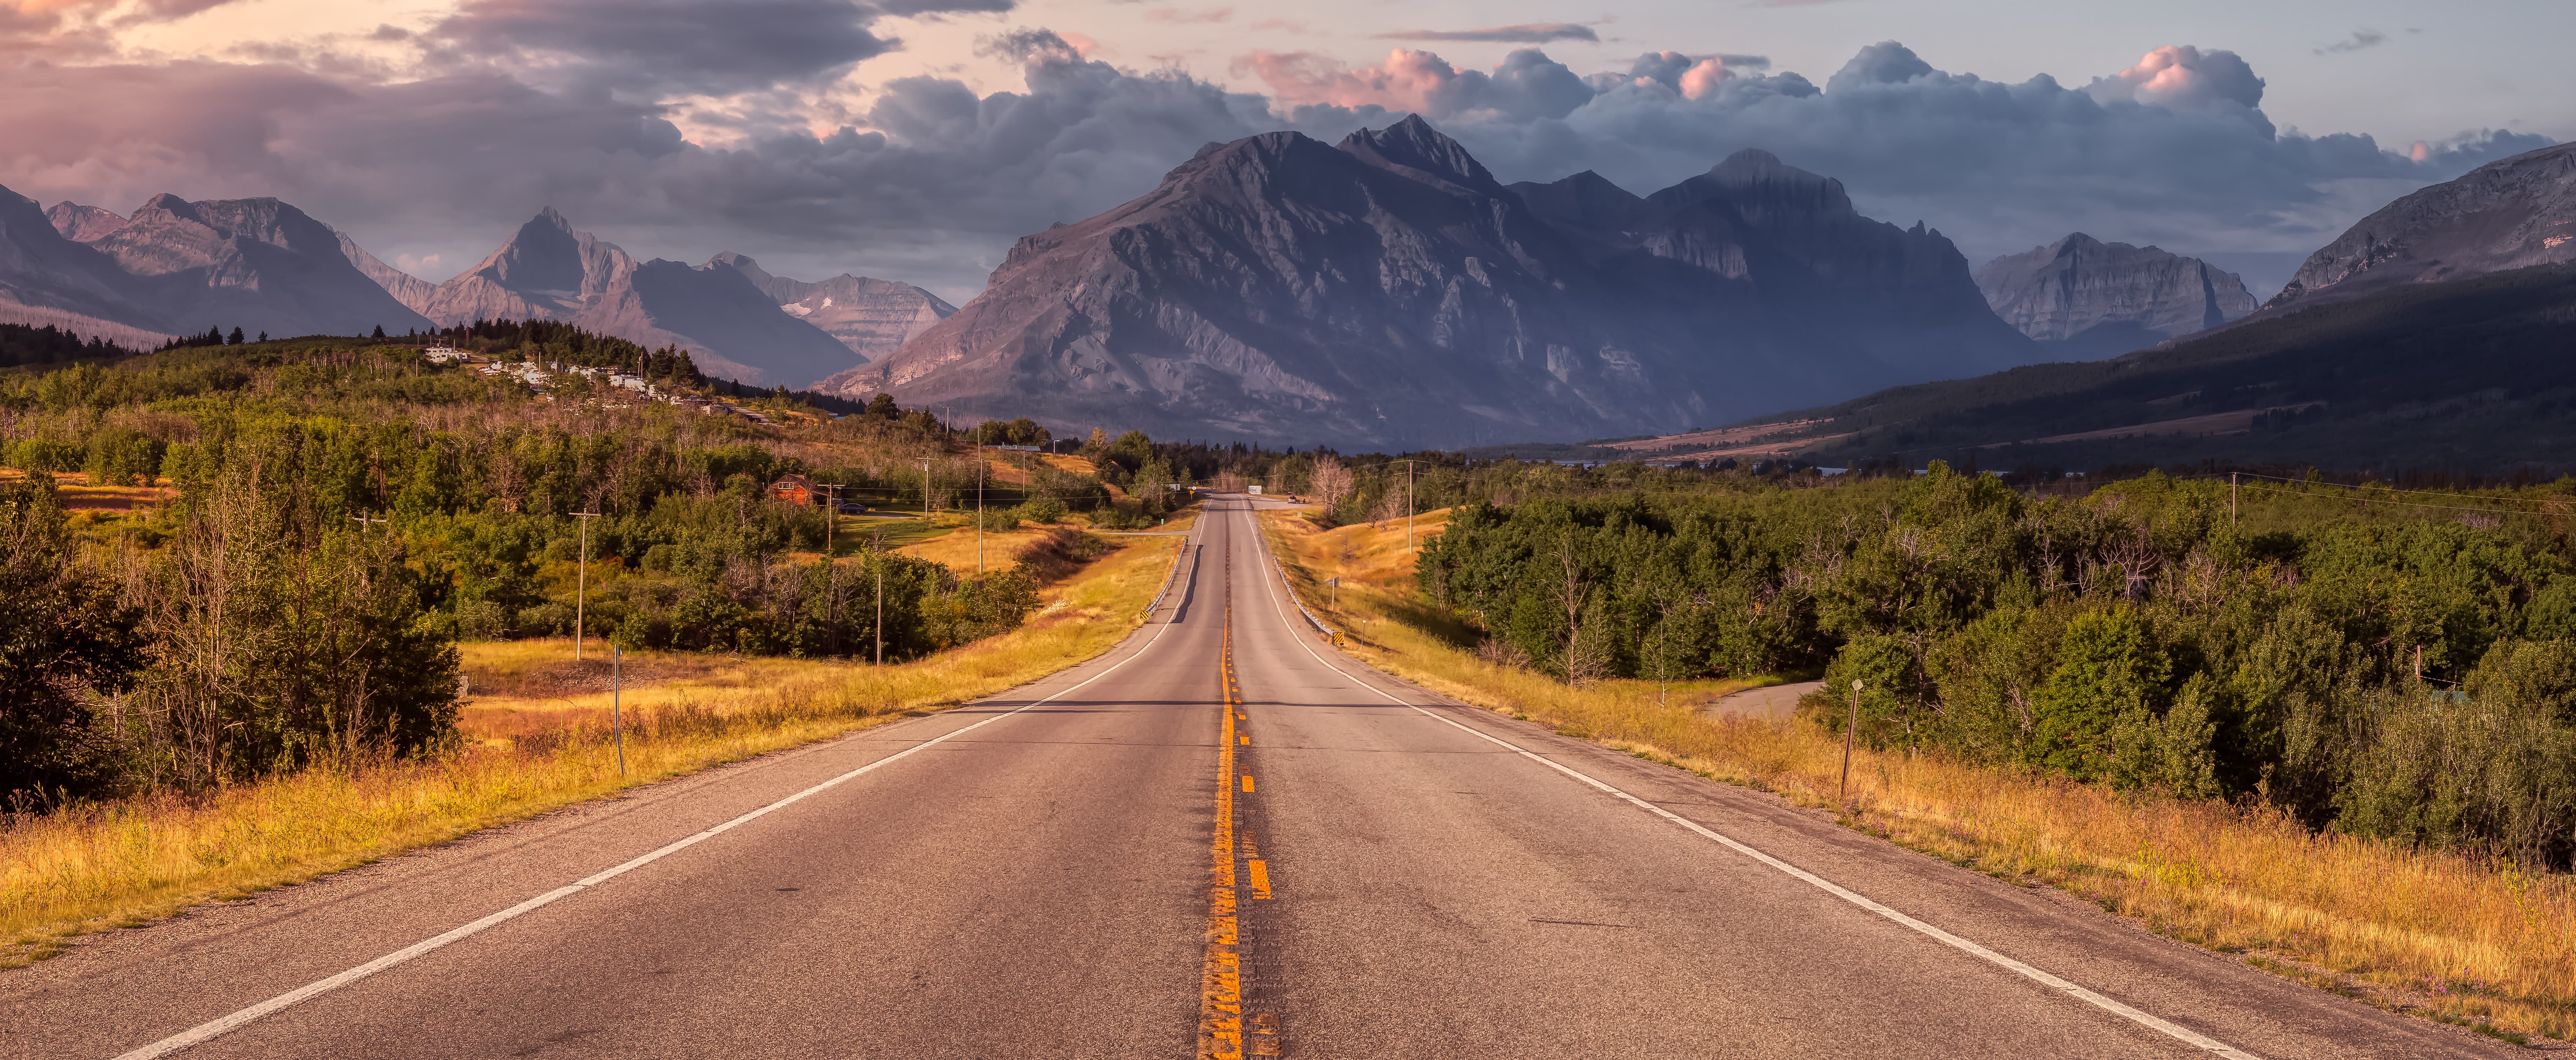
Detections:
3,497,2521,1058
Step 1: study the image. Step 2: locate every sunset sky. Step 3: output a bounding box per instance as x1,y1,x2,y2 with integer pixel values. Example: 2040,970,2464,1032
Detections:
6,0,2567,299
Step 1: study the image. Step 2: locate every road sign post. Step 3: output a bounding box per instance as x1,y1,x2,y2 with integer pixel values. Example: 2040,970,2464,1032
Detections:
571,510,600,660
1839,679,1863,808
612,643,626,777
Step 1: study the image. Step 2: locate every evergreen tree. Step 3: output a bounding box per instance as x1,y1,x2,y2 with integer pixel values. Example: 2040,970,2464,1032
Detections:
372,324,386,339
225,327,244,346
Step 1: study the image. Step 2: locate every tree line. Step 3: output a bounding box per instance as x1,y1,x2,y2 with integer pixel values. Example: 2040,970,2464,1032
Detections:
1419,464,2576,867
0,338,1119,805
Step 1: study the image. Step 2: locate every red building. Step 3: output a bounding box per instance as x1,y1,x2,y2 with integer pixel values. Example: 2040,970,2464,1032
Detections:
769,474,820,506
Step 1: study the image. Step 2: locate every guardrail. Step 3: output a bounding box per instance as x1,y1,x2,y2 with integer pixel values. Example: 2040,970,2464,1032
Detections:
1248,512,1340,644
1143,535,1200,622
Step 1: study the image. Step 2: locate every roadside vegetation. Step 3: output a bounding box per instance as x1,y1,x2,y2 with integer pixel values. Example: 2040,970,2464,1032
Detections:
1264,473,2576,1042
0,334,1200,965
0,512,1184,968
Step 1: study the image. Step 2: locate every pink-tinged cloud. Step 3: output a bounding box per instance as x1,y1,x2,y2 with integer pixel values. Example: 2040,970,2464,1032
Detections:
1239,47,1590,121
2086,45,2265,114
1144,6,1229,23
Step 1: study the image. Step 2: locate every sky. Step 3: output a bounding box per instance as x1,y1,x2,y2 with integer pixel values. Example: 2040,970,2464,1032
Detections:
3,0,2567,302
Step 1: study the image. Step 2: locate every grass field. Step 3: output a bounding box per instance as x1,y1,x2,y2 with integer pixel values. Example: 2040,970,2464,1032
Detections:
0,468,175,511
1259,508,2576,1044
0,523,1190,969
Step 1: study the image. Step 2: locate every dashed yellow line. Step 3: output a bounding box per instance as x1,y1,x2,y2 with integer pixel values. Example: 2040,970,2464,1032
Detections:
1199,605,1245,1060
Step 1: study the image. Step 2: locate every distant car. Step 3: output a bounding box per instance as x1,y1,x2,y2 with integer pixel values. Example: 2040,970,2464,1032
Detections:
836,502,872,514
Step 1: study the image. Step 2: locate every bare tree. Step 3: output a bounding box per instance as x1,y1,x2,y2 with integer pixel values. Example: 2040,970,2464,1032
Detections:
1369,486,1405,529
1555,536,1609,686
1309,453,1354,512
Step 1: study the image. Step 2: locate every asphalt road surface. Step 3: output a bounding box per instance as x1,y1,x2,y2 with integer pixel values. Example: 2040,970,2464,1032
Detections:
5,497,2528,1058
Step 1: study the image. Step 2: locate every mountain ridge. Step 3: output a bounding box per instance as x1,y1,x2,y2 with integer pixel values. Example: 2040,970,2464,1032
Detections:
705,252,956,363
409,210,862,387
1975,234,2258,359
837,117,2036,448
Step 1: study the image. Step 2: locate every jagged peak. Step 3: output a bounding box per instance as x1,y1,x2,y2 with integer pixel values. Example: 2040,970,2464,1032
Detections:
1707,149,1827,189
1337,115,1498,191
133,193,196,218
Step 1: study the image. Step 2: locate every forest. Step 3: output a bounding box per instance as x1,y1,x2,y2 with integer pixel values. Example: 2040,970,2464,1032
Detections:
1417,464,2576,867
0,333,1141,805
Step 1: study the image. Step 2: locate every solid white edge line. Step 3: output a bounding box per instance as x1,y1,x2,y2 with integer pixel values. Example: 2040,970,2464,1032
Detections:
110,526,1206,1060
1232,501,2259,1060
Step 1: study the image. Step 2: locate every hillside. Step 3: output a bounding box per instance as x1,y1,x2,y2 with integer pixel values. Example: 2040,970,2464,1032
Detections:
1682,262,2576,471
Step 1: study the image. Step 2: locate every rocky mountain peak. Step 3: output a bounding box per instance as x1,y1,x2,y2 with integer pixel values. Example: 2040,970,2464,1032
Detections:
0,182,167,340
1511,171,1649,236
704,251,956,365
1682,149,1856,220
45,202,127,243
1976,233,2257,355
480,208,617,293
2267,141,2576,312
843,120,2035,447
1336,114,1500,193
86,193,430,337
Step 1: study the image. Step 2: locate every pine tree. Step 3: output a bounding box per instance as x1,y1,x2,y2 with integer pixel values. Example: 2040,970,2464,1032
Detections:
226,327,244,346
372,324,386,339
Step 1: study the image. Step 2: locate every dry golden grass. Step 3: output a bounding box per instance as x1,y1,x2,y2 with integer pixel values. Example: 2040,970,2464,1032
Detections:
0,468,176,511
0,529,1187,968
893,510,1190,575
898,525,1062,573
1260,509,2576,1044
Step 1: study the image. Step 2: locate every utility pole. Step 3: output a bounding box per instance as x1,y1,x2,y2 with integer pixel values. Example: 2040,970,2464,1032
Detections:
820,484,841,555
1383,459,1427,551
922,459,932,520
348,513,387,532
611,643,625,777
977,458,986,575
2230,473,2239,526
873,529,885,665
571,510,600,660
1840,679,1864,808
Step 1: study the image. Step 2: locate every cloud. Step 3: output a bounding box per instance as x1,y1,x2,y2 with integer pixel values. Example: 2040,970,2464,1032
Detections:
0,24,2554,302
1375,23,1598,44
2084,44,2264,113
1367,41,2545,261
2315,30,2388,56
1143,6,1229,23
1243,47,1592,121
422,0,1010,96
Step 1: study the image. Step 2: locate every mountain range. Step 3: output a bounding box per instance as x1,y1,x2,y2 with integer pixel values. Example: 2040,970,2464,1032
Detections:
6,189,958,388
835,118,2046,448
2263,141,2576,314
1632,141,2576,471
1974,235,2259,359
5,122,2567,454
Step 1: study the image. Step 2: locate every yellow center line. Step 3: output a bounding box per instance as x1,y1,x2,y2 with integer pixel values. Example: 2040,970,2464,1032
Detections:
1199,518,1282,1059
1199,604,1244,1060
